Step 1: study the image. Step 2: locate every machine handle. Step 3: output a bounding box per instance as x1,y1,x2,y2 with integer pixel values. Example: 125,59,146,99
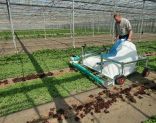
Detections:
82,44,87,48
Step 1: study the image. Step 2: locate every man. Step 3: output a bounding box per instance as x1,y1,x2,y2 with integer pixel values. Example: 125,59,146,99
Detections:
114,13,132,41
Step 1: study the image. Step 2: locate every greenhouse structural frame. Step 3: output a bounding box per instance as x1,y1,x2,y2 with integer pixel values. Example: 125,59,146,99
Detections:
0,0,156,54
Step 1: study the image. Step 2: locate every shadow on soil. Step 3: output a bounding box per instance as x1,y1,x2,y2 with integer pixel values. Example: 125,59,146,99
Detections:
128,72,156,92
12,33,81,123
127,72,156,118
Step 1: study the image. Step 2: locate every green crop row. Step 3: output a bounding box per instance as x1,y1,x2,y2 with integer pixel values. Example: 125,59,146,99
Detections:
0,28,109,40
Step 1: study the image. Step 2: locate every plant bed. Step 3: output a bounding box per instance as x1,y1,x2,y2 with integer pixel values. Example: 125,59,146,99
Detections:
0,72,95,117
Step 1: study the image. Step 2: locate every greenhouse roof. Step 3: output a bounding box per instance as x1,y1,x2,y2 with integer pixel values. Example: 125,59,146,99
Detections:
0,0,156,30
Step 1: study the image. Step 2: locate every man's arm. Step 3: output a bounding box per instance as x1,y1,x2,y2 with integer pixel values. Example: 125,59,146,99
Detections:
128,30,132,41
115,24,119,41
126,19,132,41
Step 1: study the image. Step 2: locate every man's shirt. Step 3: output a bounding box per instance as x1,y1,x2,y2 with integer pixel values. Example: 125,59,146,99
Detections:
115,18,132,36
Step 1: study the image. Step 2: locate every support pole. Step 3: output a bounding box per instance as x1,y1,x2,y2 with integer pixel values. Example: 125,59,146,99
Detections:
112,0,117,43
42,1,47,39
72,0,75,48
92,14,95,37
85,21,87,33
70,13,72,38
139,0,145,42
137,15,141,40
98,16,99,33
109,13,113,42
42,7,47,39
6,0,17,52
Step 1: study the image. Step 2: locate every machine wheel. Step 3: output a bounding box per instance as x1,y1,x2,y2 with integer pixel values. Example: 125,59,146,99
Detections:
142,68,150,77
115,75,126,85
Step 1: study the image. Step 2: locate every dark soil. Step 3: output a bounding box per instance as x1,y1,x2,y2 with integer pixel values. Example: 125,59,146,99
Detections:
89,94,94,98
0,80,9,85
0,68,73,87
144,52,156,56
74,116,80,121
12,72,53,83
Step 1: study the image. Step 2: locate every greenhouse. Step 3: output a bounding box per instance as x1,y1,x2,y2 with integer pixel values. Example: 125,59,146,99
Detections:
0,0,156,123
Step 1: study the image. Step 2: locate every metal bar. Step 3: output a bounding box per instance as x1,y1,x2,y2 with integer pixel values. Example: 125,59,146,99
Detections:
69,12,72,38
42,2,47,40
72,0,75,48
101,56,147,68
137,15,141,40
81,46,84,64
109,13,113,42
100,53,103,74
0,1,156,11
139,0,145,42
83,52,101,58
0,2,155,15
101,58,123,65
123,58,147,65
92,14,95,37
97,16,100,33
61,0,156,11
6,0,17,52
145,58,148,67
112,0,117,43
121,63,124,75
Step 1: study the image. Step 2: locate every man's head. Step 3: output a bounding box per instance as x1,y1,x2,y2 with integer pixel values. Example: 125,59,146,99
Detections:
114,13,122,23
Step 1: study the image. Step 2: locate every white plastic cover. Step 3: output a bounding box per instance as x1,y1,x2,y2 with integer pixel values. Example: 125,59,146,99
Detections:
83,41,138,79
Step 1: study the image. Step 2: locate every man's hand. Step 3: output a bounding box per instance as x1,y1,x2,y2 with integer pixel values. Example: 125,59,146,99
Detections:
114,35,119,42
127,38,131,41
114,37,117,42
